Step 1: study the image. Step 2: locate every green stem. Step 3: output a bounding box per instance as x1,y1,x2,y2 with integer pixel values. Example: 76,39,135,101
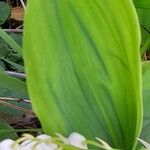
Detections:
0,128,43,133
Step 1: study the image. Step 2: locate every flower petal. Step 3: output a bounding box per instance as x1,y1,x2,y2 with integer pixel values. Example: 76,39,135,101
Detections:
0,139,17,150
67,132,87,149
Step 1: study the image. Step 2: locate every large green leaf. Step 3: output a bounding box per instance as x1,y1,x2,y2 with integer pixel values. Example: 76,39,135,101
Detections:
24,0,142,149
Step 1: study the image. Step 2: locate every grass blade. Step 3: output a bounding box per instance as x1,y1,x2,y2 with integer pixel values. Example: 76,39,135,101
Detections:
0,29,22,56
2,58,25,72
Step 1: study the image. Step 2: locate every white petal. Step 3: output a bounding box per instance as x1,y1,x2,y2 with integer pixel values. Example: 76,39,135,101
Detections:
0,139,18,150
67,132,88,149
37,134,58,149
20,141,36,150
36,143,58,150
20,139,32,147
37,134,51,139
20,142,58,150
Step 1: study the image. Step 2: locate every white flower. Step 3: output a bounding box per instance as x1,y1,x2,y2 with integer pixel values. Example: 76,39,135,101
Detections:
0,139,18,150
67,132,88,149
20,134,58,150
0,132,88,150
20,141,58,150
36,134,58,149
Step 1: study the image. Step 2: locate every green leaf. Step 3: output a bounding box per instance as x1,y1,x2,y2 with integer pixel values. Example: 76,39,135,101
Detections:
141,38,150,55
24,0,142,149
138,138,150,149
0,71,28,98
0,122,18,140
137,9,150,54
142,62,150,119
134,0,150,9
2,58,25,72
0,71,29,116
140,62,150,141
0,2,10,25
9,33,22,47
0,29,22,56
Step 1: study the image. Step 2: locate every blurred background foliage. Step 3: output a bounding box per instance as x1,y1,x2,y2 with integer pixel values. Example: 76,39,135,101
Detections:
0,0,38,141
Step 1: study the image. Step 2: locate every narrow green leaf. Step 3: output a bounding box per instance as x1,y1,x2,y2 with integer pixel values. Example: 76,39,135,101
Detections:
24,0,142,149
2,58,25,72
0,71,28,98
0,29,22,56
134,0,150,9
138,138,150,149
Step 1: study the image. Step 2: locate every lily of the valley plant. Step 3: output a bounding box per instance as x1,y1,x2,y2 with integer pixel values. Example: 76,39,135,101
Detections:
17,0,150,149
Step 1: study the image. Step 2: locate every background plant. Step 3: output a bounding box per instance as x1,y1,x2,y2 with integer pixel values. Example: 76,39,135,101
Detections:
0,0,32,141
